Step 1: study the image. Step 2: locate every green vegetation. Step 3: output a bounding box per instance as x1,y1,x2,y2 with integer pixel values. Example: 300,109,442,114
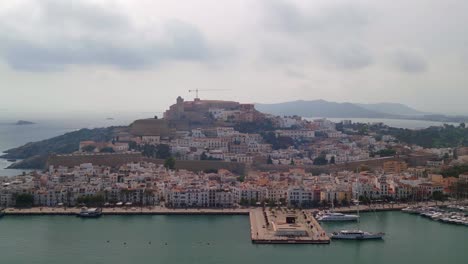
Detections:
340,122,468,148
1,127,115,169
234,120,275,134
451,182,468,199
164,157,176,170
15,193,34,208
82,145,96,152
440,165,468,177
267,155,273,164
1,127,115,159
99,147,115,153
128,141,138,151
261,132,294,150
432,191,446,201
139,144,171,159
389,124,468,148
7,155,49,170
373,148,396,157
77,194,105,207
239,198,258,206
200,152,222,161
313,155,328,166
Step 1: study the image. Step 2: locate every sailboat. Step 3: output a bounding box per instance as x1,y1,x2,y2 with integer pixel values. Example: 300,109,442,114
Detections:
330,179,385,240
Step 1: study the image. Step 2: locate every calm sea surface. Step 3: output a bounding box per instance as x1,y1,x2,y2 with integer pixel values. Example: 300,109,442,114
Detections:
0,212,466,264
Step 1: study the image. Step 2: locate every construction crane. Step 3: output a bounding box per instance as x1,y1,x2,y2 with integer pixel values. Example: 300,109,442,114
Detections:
188,89,230,100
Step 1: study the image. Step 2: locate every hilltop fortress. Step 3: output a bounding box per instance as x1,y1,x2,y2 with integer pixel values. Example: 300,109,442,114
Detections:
164,96,265,125
127,97,266,138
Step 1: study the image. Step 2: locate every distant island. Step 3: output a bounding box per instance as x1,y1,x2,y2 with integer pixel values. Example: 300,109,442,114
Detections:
255,100,468,123
14,120,35,125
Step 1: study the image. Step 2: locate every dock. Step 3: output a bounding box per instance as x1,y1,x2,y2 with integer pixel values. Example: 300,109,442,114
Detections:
250,208,330,244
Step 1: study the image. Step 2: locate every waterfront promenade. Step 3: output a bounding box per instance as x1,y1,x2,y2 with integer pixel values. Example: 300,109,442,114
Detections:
3,200,463,216
3,206,250,216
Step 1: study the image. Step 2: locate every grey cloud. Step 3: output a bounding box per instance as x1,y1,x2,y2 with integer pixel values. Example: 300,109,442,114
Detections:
0,0,217,71
392,51,428,73
284,68,308,79
260,0,373,70
263,0,369,35
321,44,374,70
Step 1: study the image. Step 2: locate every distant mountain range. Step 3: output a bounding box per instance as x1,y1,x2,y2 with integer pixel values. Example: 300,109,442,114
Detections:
255,100,467,122
355,103,426,116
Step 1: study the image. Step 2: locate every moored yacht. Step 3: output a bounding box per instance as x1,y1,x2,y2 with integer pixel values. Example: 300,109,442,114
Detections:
330,175,386,240
331,230,385,240
316,212,359,222
77,207,102,218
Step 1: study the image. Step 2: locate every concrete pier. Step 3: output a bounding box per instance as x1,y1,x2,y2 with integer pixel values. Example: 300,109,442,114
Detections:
250,208,330,244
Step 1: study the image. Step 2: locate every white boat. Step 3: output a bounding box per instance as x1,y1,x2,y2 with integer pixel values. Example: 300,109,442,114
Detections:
317,212,359,222
402,206,422,214
331,230,385,240
330,176,385,240
430,212,444,220
77,207,102,218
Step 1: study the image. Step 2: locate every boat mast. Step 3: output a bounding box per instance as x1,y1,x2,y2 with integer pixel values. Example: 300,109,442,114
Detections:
356,176,360,225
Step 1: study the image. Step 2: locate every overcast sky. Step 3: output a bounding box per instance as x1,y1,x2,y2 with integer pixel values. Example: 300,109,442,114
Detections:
0,0,467,115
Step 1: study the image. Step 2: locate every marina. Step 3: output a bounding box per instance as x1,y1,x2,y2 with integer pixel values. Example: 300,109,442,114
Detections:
402,204,468,226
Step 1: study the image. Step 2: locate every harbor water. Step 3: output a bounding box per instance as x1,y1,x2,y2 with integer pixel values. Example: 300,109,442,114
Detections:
0,211,466,264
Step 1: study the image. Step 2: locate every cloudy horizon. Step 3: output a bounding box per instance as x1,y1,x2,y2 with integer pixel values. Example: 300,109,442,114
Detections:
1,0,468,115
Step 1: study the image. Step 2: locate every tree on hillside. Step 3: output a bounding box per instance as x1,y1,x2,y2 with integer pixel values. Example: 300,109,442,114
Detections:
330,156,336,164
15,193,34,208
128,141,137,151
141,144,156,157
82,145,96,152
164,157,176,170
267,155,273,164
373,149,396,157
313,155,328,166
100,147,115,153
77,194,105,207
432,191,445,201
156,144,171,159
